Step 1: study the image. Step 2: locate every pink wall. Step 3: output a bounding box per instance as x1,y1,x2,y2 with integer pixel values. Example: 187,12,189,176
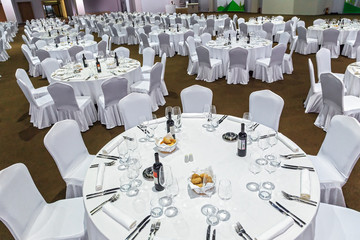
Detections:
139,0,176,13
83,0,121,14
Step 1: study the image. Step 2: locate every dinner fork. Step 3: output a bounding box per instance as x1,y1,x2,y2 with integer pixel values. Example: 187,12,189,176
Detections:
234,224,246,239
151,221,161,240
90,160,116,168
90,193,119,215
147,223,156,240
282,191,317,206
236,222,253,240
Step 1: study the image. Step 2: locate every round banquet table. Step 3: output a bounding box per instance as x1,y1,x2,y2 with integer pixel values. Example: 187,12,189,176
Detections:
42,40,97,62
206,38,272,72
83,114,320,240
149,29,186,53
307,24,359,45
196,18,225,31
51,58,141,102
246,20,285,35
344,61,360,97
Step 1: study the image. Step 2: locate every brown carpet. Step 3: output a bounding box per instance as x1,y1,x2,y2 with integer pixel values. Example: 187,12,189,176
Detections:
1,13,359,239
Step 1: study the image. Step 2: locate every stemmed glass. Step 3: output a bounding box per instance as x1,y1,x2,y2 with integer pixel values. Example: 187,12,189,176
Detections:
165,106,173,120
258,137,270,164
146,114,158,141
266,130,278,161
126,132,137,156
158,165,174,207
202,104,211,128
242,112,253,131
172,106,182,132
164,177,179,217
128,152,142,187
138,116,148,142
117,140,129,170
207,105,217,132
126,164,140,197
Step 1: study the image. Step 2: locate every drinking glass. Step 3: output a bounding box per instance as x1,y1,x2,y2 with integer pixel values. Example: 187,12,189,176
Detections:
165,106,173,119
146,114,158,142
117,140,129,170
249,130,259,143
159,165,173,207
202,104,211,128
258,136,270,159
172,106,182,132
119,173,131,192
206,105,217,132
138,116,148,142
150,196,163,218
258,182,274,200
218,179,232,200
127,165,140,197
128,153,142,187
267,130,278,147
126,132,137,154
242,112,253,131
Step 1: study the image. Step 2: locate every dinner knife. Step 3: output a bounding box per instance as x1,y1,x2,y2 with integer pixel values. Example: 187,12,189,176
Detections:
97,154,119,160
259,133,276,139
206,225,211,240
269,201,303,227
218,115,228,124
281,166,315,172
131,219,150,240
125,215,151,240
275,201,306,225
283,164,314,170
212,229,216,240
86,187,120,198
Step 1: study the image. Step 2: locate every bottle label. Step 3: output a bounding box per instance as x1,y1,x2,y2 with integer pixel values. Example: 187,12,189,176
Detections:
238,139,246,150
170,126,175,135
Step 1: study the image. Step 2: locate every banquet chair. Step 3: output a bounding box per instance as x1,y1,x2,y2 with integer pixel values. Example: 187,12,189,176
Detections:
35,49,51,62
316,48,344,82
68,45,84,62
34,39,47,50
75,50,95,63
0,163,86,240
98,77,128,129
130,62,165,111
110,25,124,45
204,19,215,36
139,33,159,55
314,203,360,239
219,18,231,33
180,85,213,113
143,25,152,36
239,22,248,35
119,92,153,130
310,115,360,206
297,20,305,28
357,46,360,62
83,33,94,41
314,73,360,131
97,40,108,57
101,34,112,53
192,23,202,44
16,68,48,99
249,89,284,131
22,35,36,56
342,30,360,59
274,20,292,42
186,36,199,75
226,47,249,85
262,22,274,41
278,32,290,47
44,119,95,198
158,32,175,57
126,26,138,45
233,15,238,28
304,59,322,113
282,38,298,74
295,26,318,55
195,45,223,82
178,30,194,56
17,79,57,129
113,46,130,58
21,44,41,77
141,52,168,95
313,18,326,25
253,44,286,83
322,28,340,58
141,47,155,74
47,82,97,132
41,58,60,84
30,37,41,45
200,32,212,45
237,18,245,26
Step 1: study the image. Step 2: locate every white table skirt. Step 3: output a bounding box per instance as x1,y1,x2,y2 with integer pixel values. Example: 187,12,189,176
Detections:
150,30,185,53
44,40,97,62
307,25,359,45
344,62,360,97
207,39,272,72
82,115,320,240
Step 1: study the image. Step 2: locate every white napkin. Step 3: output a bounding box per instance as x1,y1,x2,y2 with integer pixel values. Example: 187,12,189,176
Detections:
95,162,105,191
255,216,294,240
277,133,300,152
148,118,167,125
181,113,204,118
102,136,124,154
227,116,242,123
300,169,311,200
102,203,136,230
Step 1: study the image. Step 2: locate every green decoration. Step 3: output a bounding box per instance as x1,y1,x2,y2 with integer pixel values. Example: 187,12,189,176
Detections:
217,0,245,12
343,2,360,13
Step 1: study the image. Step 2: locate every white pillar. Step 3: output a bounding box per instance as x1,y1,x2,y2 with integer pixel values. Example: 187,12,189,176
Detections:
1,0,16,21
75,0,86,15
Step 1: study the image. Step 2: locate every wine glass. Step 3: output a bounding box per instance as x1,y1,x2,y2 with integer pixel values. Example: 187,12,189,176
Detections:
258,136,270,159
172,106,182,132
164,177,179,217
242,112,253,131
128,152,142,187
165,106,173,120
146,114,158,142
117,140,129,171
202,104,211,128
138,116,148,142
126,132,137,155
126,164,140,197
218,179,232,200
158,165,173,207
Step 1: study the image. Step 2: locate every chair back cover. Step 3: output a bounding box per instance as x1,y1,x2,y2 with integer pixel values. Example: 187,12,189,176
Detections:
68,45,84,62
297,26,308,44
119,92,152,130
175,17,182,24
249,89,284,131
149,62,163,92
308,59,317,93
297,20,305,28
126,26,136,37
35,40,47,49
97,40,107,56
186,36,196,56
161,53,167,80
44,119,90,179
35,49,50,62
84,34,94,41
196,45,211,69
224,18,231,30
323,28,339,46
320,72,344,113
316,48,332,80
140,33,150,48
200,32,211,45
229,47,248,70
143,47,155,67
17,79,38,107
240,22,248,35
279,32,290,46
269,44,286,67
0,163,46,240
262,22,274,39
183,30,194,43
16,68,34,90
193,24,200,36
143,25,152,36
318,115,360,180
158,32,170,47
75,50,94,62
47,82,80,111
41,58,60,83
181,84,213,113
284,21,292,34
101,77,128,107
114,47,130,58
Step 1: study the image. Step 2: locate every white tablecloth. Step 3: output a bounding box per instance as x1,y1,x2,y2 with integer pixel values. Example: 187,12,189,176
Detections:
307,24,359,45
52,58,141,101
344,62,360,97
207,38,272,72
246,20,285,35
83,115,320,240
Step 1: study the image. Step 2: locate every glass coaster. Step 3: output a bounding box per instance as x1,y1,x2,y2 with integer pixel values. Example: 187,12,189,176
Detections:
262,181,275,190
217,210,230,221
201,204,218,216
165,206,178,217
265,154,276,161
246,182,260,192
206,214,220,226
255,158,268,166
159,196,172,207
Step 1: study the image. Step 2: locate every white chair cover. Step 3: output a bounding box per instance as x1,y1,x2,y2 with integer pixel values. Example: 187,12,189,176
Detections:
227,47,249,85
41,58,60,83
141,47,155,74
282,38,298,74
160,53,168,96
316,48,344,82
139,32,159,54
17,79,57,129
186,36,198,75
36,49,51,62
84,34,94,41
16,68,48,99
118,92,152,130
21,44,41,77
342,30,360,59
0,163,86,240
178,30,194,56
0,39,9,61
101,34,111,53
274,20,292,42
158,32,175,57
253,44,286,83
195,45,223,82
200,32,211,45
295,26,318,55
35,39,47,49
310,115,360,206
68,45,84,62
180,85,213,113
47,82,97,132
98,77,128,129
126,26,138,45
278,32,290,46
249,89,284,131
357,46,360,62
239,22,247,35
314,73,360,131
114,46,130,58
322,28,340,58
313,19,325,25
75,50,94,63
204,19,215,36
304,59,322,113
262,22,274,41
97,40,107,56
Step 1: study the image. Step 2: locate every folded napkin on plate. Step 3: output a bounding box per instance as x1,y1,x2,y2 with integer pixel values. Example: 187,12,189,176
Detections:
102,203,136,230
102,136,124,154
300,169,311,200
227,116,242,123
95,162,105,191
277,133,300,152
255,216,294,240
181,113,204,118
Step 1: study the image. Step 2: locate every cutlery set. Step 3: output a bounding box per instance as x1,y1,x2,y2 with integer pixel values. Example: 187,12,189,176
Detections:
282,191,317,206
125,215,151,240
97,154,119,160
258,133,275,139
90,160,116,168
234,222,252,240
86,187,120,199
206,225,216,240
90,193,119,215
248,123,259,131
147,221,161,240
280,153,307,159
217,115,228,125
137,125,150,134
269,201,305,227
281,164,314,171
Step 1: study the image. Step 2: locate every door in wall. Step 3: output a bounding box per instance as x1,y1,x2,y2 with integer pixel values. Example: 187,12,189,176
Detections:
17,2,35,22
0,3,6,21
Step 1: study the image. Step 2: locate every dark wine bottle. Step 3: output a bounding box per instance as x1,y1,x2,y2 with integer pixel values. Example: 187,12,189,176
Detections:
237,123,247,157
114,52,119,66
67,36,70,44
166,111,175,139
247,33,250,44
228,34,231,45
76,36,78,45
82,54,87,67
96,57,101,73
48,31,51,37
236,31,240,41
153,153,164,191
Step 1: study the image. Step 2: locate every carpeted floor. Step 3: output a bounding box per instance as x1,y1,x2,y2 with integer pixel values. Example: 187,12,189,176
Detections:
1,13,359,239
